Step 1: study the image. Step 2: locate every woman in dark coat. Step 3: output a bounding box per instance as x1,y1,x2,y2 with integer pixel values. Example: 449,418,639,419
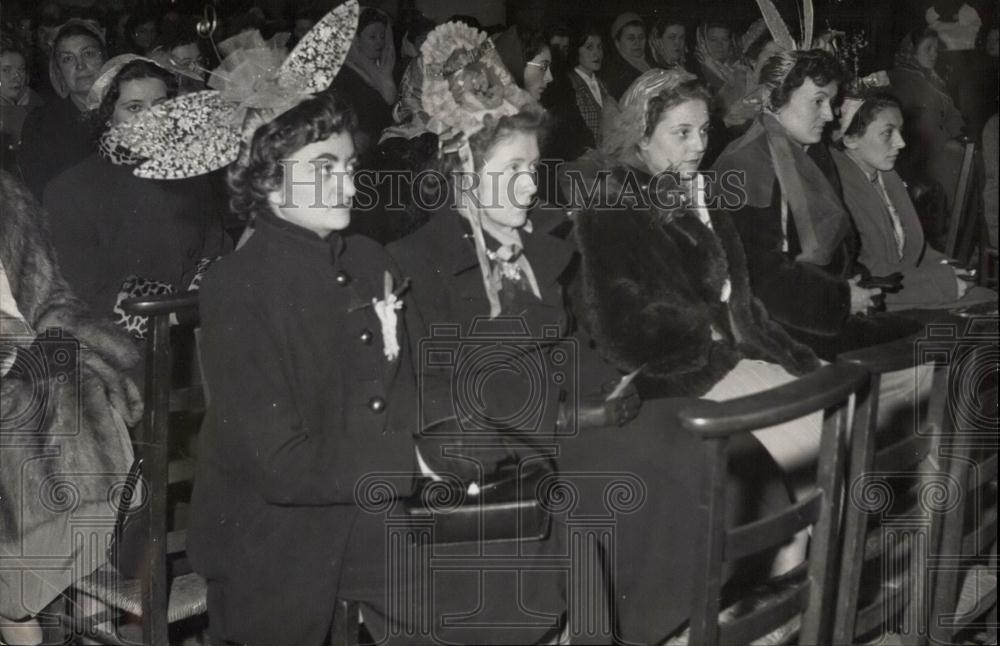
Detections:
713,49,922,360
18,20,106,198
189,93,425,646
42,57,228,330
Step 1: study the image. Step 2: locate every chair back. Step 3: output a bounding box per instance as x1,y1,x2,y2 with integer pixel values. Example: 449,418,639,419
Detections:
678,362,869,646
121,291,204,645
946,141,978,261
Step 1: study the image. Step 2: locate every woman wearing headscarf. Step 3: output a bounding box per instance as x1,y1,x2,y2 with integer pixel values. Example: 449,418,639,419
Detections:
335,7,397,161
17,19,106,198
647,14,690,73
42,56,228,331
889,27,967,211
599,12,653,101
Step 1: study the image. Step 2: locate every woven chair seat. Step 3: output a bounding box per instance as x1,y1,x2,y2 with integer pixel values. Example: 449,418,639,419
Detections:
76,564,207,623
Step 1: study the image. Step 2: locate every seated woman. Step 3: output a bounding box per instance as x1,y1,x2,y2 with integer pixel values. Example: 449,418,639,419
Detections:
42,56,228,331
648,15,691,73
889,28,967,213
18,19,106,198
335,7,397,162
695,21,752,124
543,22,619,164
567,69,821,475
391,22,797,645
1,170,141,646
832,90,996,310
0,34,45,162
599,12,653,101
713,48,922,360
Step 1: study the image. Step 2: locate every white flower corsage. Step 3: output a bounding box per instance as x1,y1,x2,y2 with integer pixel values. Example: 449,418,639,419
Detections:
372,271,407,362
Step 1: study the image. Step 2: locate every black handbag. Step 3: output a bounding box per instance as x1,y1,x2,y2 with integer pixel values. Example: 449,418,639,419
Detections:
405,440,553,545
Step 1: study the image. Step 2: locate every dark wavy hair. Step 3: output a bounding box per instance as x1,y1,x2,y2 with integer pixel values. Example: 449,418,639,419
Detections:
227,91,359,223
567,23,603,69
358,7,389,34
643,79,711,138
838,91,902,145
92,59,175,136
762,49,844,111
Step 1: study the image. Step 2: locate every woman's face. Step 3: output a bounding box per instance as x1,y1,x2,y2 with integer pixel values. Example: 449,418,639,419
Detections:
705,27,732,62
656,25,686,64
132,20,156,52
0,52,27,102
268,131,358,237
357,22,387,62
617,24,647,60
523,46,553,101
477,131,540,230
775,77,838,145
915,36,939,70
55,34,104,98
111,77,169,127
577,35,603,73
550,34,569,57
844,106,906,173
639,98,710,176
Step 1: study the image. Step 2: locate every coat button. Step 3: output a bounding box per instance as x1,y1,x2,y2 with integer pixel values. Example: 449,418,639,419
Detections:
368,397,386,413
360,329,373,344
335,271,351,286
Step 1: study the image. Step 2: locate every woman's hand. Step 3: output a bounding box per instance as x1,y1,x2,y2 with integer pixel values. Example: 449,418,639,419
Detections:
848,276,882,315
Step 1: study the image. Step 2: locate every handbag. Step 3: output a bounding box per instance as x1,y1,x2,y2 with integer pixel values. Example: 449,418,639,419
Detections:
406,432,553,545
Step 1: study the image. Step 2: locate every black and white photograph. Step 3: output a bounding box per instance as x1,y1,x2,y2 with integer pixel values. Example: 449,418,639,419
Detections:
1,0,997,643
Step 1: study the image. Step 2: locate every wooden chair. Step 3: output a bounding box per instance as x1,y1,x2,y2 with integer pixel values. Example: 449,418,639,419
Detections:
928,342,998,645
676,362,869,646
945,141,981,264
833,335,954,645
66,292,207,645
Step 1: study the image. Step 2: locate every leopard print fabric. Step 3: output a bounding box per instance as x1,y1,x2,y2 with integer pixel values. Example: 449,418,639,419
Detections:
111,257,219,340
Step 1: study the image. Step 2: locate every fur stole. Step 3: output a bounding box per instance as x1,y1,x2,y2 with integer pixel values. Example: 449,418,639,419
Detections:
564,158,819,398
1,171,139,612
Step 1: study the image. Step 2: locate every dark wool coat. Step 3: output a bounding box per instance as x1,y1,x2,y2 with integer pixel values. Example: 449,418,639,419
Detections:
565,159,820,398
42,153,230,320
713,136,923,360
1,170,139,617
187,211,419,646
17,97,94,199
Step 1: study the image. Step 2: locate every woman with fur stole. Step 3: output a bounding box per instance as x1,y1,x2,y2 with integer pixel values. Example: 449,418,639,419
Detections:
1,170,141,645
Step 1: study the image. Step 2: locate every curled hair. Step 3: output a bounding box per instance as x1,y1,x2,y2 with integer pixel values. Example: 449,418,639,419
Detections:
227,92,359,223
568,23,603,69
92,59,175,136
761,48,843,111
839,91,902,143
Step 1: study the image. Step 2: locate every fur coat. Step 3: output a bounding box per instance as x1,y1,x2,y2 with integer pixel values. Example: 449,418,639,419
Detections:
1,170,141,617
564,157,819,398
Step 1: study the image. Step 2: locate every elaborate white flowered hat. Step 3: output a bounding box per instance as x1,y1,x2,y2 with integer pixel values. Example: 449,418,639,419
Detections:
104,0,359,179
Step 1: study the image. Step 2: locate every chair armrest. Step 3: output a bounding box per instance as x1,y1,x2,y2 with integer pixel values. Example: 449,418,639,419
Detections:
121,291,200,319
837,334,922,374
677,364,868,438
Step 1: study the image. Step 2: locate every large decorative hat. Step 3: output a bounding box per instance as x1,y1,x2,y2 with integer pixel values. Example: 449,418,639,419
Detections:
420,20,536,143
86,54,165,112
419,20,539,318
103,0,359,179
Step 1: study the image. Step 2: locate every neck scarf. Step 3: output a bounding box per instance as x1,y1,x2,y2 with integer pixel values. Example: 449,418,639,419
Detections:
345,21,397,105
714,112,851,265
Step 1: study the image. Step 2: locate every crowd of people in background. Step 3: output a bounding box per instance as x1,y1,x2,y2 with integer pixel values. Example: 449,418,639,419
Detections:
1,0,998,644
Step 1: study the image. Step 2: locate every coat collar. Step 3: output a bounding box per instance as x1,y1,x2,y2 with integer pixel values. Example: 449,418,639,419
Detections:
255,208,347,264
433,207,575,288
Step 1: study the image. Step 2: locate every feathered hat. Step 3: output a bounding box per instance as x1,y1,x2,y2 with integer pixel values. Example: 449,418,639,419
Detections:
103,0,359,179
